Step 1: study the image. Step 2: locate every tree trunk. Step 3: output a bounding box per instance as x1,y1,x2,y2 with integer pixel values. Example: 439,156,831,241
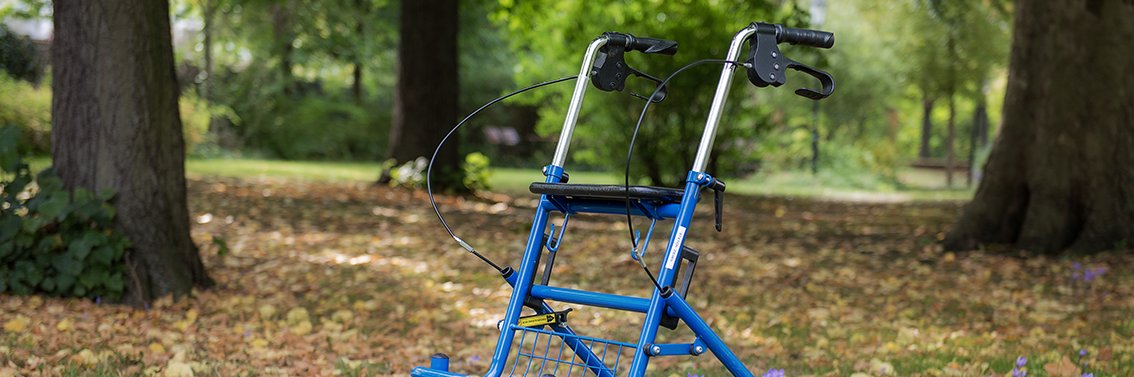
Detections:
52,0,212,305
919,97,935,159
944,0,1134,253
967,95,988,186
351,0,365,105
270,2,295,96
380,0,461,190
944,93,955,188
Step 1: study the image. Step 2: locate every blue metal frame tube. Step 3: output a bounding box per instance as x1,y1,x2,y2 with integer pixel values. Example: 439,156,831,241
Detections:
627,170,707,376
662,289,753,377
530,285,650,313
482,166,566,377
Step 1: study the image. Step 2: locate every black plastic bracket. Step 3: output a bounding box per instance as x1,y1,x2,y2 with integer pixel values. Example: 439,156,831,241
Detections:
660,246,700,330
590,34,669,102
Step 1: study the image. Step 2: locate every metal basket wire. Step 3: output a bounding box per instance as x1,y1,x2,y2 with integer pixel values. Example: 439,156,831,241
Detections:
506,326,637,377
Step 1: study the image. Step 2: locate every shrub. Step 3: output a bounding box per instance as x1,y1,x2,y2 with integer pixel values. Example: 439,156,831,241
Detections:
0,24,43,83
462,152,492,192
0,73,51,156
0,126,130,299
179,91,236,156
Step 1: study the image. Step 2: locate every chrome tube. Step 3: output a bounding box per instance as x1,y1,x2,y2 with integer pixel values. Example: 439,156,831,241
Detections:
690,25,757,172
551,37,608,168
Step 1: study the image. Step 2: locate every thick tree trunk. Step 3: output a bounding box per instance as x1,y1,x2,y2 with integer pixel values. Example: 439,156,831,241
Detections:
380,0,461,189
944,0,1134,253
919,97,935,159
52,0,212,304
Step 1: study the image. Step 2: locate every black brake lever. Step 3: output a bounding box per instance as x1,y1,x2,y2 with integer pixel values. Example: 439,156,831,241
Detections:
627,67,667,103
745,29,835,100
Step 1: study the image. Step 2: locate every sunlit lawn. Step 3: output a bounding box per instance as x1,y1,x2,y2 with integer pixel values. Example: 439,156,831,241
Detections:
176,158,973,202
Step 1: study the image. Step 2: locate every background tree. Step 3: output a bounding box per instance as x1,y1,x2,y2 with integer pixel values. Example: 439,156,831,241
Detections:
944,0,1134,252
52,0,212,303
380,0,462,189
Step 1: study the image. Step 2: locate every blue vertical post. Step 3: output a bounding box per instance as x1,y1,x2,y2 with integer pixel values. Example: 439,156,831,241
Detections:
430,354,450,372
482,165,565,377
626,170,706,376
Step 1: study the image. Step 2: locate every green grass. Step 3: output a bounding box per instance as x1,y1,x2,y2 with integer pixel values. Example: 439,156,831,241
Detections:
28,157,973,201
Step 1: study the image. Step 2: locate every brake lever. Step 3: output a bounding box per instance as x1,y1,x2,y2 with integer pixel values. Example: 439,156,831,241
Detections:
745,30,835,100
785,59,835,100
627,66,667,103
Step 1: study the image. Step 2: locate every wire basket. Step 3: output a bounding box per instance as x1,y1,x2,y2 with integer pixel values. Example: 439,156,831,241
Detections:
505,326,637,377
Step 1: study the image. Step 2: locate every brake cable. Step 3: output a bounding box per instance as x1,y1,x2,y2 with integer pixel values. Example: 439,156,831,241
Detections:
427,76,577,274
622,59,744,290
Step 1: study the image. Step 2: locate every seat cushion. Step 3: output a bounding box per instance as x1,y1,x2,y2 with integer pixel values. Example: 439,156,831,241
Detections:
529,183,684,203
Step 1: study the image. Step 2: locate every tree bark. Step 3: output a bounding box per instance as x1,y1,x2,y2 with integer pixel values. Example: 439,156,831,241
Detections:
944,0,1134,253
944,93,955,188
52,0,212,304
967,95,988,186
919,97,935,159
380,0,461,190
351,0,366,105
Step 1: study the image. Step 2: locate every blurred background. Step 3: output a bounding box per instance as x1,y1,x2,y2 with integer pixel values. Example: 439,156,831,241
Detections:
1,0,1009,197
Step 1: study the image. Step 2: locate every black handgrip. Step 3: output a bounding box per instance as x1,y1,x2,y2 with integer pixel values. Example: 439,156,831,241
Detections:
776,26,834,49
628,37,678,55
603,32,679,55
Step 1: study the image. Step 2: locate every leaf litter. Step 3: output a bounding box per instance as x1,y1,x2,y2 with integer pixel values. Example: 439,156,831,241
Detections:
2,176,1132,376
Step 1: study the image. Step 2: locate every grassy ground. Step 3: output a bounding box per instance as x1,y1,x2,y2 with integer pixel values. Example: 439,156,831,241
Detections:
6,159,1128,376
180,158,973,202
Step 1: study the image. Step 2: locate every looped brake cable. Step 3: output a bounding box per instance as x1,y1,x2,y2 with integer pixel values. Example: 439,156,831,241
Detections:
622,59,745,291
428,76,577,274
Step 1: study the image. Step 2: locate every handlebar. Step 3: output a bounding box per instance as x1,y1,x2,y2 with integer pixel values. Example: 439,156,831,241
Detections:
753,22,834,49
603,32,679,55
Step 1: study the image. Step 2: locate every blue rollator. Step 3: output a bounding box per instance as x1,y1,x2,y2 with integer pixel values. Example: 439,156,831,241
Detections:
413,22,835,377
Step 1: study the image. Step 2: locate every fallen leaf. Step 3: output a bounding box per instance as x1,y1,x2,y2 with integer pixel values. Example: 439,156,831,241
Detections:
2,316,29,333
1043,356,1080,377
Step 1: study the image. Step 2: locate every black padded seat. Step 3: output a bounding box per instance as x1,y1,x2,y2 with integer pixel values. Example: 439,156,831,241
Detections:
529,183,684,203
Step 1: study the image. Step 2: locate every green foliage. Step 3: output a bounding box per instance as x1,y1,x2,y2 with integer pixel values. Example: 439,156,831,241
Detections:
0,127,130,300
0,73,51,156
0,24,43,83
495,0,793,185
180,90,237,156
177,0,398,161
462,152,493,192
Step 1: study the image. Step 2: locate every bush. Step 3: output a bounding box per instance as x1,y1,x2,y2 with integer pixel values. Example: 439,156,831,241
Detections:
463,152,492,192
0,127,130,299
179,91,235,156
0,24,43,83
386,153,493,193
0,73,51,156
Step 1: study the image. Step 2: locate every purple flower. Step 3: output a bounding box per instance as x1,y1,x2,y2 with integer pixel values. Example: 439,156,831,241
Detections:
1016,356,1027,367
1082,374,1094,377
1083,267,1106,282
687,374,704,377
1012,370,1027,377
760,369,785,377
1080,349,1088,357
